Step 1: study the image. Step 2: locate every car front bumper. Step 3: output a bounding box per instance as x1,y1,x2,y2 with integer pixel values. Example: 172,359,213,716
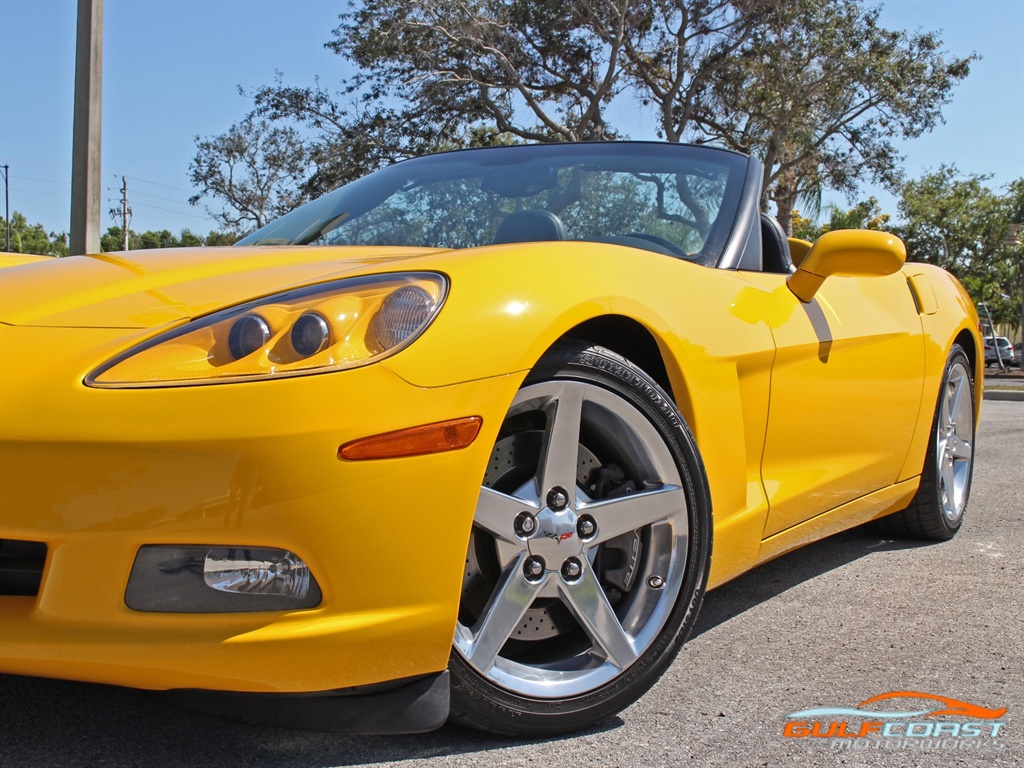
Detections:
0,324,518,696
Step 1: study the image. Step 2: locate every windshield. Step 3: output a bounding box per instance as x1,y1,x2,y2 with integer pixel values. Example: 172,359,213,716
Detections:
238,143,749,266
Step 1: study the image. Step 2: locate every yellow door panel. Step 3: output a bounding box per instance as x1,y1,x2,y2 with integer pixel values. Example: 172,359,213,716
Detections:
742,272,925,538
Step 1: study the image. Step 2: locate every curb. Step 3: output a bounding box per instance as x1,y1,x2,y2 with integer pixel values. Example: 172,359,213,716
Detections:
983,389,1024,402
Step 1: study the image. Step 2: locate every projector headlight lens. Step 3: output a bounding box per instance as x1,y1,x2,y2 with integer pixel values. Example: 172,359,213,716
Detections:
291,312,331,357
228,314,272,359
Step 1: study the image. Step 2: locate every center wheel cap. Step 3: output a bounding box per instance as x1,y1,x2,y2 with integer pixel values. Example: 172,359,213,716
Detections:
527,505,582,564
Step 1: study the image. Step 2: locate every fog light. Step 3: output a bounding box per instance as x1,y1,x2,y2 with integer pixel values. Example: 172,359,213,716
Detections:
204,548,310,598
125,545,322,613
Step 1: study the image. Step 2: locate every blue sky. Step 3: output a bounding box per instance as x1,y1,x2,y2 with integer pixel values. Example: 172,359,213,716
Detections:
1,0,1022,238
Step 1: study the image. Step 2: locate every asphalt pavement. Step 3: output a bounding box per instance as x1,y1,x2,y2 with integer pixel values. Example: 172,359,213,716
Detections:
1,400,1021,768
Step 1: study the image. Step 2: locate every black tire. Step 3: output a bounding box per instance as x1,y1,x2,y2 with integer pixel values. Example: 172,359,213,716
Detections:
449,342,712,736
874,344,975,540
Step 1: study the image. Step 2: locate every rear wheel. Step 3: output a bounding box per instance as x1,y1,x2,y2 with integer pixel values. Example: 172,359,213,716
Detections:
449,343,711,736
875,344,975,540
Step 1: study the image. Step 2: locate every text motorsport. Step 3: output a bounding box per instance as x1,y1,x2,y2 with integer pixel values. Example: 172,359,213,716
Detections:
782,691,1007,752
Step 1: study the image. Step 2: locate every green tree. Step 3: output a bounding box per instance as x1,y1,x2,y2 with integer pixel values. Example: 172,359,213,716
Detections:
100,226,234,252
138,230,179,250
179,229,204,248
100,226,141,252
791,198,891,241
333,0,630,141
790,210,819,242
1,212,68,256
189,116,310,233
894,166,1022,333
691,0,973,233
250,1,643,197
240,0,967,223
247,1,785,198
204,229,239,246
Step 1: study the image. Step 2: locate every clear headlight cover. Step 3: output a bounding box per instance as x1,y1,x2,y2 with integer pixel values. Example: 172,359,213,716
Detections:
87,272,447,388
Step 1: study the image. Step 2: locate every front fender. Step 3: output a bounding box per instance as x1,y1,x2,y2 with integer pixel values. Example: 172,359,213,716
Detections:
385,242,779,588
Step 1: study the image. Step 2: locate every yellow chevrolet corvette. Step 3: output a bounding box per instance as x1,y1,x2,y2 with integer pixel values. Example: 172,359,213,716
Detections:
0,142,981,736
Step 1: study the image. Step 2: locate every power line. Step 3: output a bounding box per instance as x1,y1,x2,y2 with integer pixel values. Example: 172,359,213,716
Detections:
125,200,211,220
121,174,194,194
0,158,72,172
128,189,195,207
8,174,71,187
1,159,198,196
9,187,72,199
104,184,192,209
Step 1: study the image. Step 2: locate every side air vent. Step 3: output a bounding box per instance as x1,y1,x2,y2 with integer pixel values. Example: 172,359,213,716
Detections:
0,539,47,596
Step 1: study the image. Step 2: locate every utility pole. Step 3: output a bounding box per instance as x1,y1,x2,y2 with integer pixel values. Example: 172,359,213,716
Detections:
109,176,132,250
1,164,9,252
70,0,103,255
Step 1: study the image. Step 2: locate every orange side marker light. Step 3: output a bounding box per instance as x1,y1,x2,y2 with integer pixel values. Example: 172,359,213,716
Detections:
339,416,483,461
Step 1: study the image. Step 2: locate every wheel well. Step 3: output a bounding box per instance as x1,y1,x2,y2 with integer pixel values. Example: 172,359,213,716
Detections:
954,328,979,379
555,316,675,399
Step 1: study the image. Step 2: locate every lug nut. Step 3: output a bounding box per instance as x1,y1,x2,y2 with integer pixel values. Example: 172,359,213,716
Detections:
577,516,596,539
561,558,583,581
516,512,537,538
547,487,569,510
524,556,546,580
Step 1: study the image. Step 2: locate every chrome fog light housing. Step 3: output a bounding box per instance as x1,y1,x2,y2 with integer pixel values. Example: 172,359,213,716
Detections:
125,545,322,613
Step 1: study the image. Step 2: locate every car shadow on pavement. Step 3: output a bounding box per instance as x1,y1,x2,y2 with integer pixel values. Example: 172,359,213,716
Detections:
0,526,930,768
0,670,622,767
691,524,933,640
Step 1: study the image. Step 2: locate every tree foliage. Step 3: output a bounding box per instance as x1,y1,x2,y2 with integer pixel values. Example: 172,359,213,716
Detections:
692,0,973,233
791,197,890,241
0,212,68,256
192,0,973,238
189,116,310,233
99,226,238,252
333,0,629,141
893,166,1022,332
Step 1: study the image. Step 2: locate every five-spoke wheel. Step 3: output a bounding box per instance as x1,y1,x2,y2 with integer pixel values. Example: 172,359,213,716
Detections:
449,343,711,735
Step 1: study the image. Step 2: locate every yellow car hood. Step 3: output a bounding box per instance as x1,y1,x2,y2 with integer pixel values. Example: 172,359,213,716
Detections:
0,246,441,328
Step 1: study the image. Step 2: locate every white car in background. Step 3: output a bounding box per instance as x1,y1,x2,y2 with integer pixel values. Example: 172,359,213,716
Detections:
984,336,1015,366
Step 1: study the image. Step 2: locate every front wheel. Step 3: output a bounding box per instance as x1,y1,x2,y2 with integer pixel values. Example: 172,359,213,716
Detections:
449,343,712,736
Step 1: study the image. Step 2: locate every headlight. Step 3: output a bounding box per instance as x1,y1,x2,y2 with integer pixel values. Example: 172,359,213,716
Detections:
86,272,447,388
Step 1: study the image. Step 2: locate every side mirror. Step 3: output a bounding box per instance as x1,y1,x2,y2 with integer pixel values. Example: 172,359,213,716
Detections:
787,230,906,302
